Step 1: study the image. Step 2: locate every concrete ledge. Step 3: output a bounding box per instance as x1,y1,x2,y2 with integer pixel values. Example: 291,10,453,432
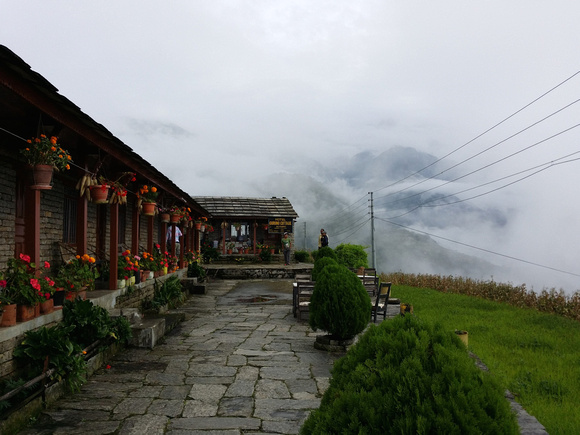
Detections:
130,317,166,349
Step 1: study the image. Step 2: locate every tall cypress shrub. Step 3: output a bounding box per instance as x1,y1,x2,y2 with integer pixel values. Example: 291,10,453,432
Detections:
309,264,370,340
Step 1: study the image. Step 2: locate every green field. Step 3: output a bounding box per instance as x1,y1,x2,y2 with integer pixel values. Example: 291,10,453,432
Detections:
393,285,580,435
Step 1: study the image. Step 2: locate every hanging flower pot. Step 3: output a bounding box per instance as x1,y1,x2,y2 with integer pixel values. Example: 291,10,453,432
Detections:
195,222,202,230
142,202,156,216
30,164,54,190
160,213,170,223
170,213,181,223
89,185,110,204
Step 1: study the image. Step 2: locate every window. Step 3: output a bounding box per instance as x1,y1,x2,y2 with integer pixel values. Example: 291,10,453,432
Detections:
63,196,77,244
118,207,126,245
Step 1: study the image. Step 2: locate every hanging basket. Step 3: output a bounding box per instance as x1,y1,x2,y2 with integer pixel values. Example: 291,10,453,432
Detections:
170,213,181,223
142,202,156,216
30,164,54,190
195,222,202,230
160,213,170,223
89,185,110,204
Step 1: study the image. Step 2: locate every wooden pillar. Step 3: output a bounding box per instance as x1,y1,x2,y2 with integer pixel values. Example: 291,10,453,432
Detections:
76,196,88,256
109,203,119,290
253,220,257,254
222,223,226,254
131,206,140,255
25,189,41,266
161,222,168,254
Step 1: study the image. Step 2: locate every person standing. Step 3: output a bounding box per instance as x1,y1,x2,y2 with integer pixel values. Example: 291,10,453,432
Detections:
166,225,183,256
282,231,292,265
318,229,328,249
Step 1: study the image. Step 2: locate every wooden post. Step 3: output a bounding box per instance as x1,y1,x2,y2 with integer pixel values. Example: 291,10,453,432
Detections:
109,203,119,290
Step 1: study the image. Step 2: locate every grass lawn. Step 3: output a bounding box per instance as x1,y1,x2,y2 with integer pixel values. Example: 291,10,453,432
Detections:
393,285,580,435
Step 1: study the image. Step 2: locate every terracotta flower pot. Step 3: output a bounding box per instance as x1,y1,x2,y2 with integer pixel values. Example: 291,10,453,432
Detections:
170,214,181,223
40,298,54,314
160,213,170,223
17,304,36,322
142,202,156,216
31,164,54,190
195,222,202,230
89,185,110,204
0,304,17,327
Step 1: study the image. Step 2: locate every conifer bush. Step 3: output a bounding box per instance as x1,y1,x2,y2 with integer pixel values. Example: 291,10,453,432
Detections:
309,264,370,340
312,246,336,262
311,256,338,281
301,315,519,434
334,243,369,269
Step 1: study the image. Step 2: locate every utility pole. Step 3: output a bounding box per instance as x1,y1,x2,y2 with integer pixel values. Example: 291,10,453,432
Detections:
303,221,307,250
369,191,376,269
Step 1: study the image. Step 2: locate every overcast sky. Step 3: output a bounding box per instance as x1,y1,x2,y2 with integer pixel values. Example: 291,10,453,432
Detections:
3,1,580,293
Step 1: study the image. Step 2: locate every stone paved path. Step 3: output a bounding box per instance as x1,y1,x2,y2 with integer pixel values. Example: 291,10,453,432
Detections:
20,279,341,434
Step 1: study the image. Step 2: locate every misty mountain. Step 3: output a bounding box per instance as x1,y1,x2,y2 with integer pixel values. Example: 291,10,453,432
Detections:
257,147,508,282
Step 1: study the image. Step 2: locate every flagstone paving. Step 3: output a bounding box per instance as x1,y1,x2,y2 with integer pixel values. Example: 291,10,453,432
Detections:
17,278,547,434
19,279,342,434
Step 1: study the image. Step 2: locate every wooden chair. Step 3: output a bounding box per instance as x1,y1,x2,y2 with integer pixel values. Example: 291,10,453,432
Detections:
295,280,315,321
371,282,392,323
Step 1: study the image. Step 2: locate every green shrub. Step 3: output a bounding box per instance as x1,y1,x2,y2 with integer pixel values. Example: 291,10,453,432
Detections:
187,262,207,280
259,249,272,263
301,315,519,434
311,256,338,281
143,276,185,312
13,325,86,392
334,243,369,269
311,246,336,262
201,245,220,263
294,250,311,263
309,264,370,340
62,298,132,348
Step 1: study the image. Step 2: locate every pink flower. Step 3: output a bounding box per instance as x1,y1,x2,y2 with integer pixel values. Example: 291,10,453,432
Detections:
19,253,31,263
134,255,141,261
30,278,41,291
0,280,6,288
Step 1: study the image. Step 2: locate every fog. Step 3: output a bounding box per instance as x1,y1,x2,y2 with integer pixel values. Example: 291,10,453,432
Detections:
2,1,580,294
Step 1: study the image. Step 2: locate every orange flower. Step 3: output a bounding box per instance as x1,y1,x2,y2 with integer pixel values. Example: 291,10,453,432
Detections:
151,187,157,193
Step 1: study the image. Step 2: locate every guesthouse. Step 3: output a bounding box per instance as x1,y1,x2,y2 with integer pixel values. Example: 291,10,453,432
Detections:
192,196,299,256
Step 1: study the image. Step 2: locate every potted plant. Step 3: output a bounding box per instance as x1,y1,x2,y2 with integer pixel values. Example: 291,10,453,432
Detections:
194,216,208,231
226,242,235,255
0,271,17,326
3,254,54,322
139,251,156,281
56,254,98,301
138,183,159,216
309,263,371,350
20,134,72,189
118,249,138,285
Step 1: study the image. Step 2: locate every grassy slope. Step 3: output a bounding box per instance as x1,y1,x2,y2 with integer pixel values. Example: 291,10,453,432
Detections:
394,285,580,435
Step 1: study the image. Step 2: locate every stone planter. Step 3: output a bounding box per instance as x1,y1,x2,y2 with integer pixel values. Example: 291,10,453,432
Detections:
313,334,355,352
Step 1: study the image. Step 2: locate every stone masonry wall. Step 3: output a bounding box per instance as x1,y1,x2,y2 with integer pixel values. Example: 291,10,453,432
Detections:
0,159,16,270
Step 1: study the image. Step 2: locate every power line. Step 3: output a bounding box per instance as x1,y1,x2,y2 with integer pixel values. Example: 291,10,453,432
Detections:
378,121,580,209
381,151,580,218
375,216,580,278
376,97,580,203
333,217,371,245
374,70,580,195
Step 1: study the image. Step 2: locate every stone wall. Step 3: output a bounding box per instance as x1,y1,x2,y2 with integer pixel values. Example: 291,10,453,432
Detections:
0,159,16,270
